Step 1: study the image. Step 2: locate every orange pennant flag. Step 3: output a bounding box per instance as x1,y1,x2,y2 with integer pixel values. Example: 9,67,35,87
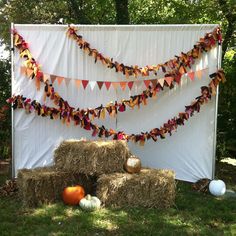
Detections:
112,82,119,90
75,80,81,89
187,71,195,81
26,68,34,77
57,76,64,85
120,82,126,90
144,80,150,88
158,78,165,88
165,77,173,87
196,70,202,80
20,66,27,75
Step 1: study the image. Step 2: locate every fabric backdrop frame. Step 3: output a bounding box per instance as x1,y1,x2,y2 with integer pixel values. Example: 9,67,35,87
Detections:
11,24,221,182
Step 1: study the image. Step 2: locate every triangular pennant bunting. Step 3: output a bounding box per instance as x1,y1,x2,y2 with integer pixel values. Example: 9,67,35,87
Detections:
97,81,104,90
112,82,119,90
89,81,96,90
65,78,71,86
187,71,195,81
75,80,81,89
158,78,165,87
20,66,26,75
43,73,50,83
151,79,157,87
57,76,64,85
50,75,57,84
82,80,89,89
105,82,111,90
165,77,173,87
144,80,150,88
196,70,202,80
127,81,134,90
120,82,126,90
26,68,34,77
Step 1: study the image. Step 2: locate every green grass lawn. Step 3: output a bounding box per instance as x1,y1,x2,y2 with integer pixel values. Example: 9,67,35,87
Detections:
0,162,235,236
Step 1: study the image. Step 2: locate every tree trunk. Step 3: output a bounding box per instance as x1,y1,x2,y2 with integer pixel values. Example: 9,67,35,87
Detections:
115,0,130,24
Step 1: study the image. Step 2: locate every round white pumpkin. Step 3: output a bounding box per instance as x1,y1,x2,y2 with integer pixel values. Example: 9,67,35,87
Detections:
209,180,226,196
79,194,101,211
124,155,141,174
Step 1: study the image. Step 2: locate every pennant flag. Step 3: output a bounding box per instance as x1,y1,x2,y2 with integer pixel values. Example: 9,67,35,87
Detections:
89,81,96,90
144,80,150,88
65,78,71,86
175,73,182,84
97,81,104,90
50,75,57,84
57,76,64,85
150,79,157,87
75,79,81,89
20,66,26,75
112,82,119,90
158,78,165,87
105,82,111,90
127,81,134,90
120,82,127,90
43,73,50,83
82,80,89,89
165,77,173,87
196,70,202,80
135,80,143,88
187,71,195,81
26,68,34,77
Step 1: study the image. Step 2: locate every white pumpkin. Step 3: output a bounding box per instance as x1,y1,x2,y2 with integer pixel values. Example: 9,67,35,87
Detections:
79,194,101,211
209,180,226,197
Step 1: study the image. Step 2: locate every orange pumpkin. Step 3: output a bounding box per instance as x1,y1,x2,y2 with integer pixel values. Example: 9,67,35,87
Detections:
62,185,85,205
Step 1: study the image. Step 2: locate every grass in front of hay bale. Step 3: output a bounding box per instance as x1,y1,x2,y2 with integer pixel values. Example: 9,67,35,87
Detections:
0,174,235,236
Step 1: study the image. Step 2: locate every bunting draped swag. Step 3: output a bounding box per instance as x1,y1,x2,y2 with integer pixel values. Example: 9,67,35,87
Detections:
12,30,222,121
12,24,221,182
8,69,225,144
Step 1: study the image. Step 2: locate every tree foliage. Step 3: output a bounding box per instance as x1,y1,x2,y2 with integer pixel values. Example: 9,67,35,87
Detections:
0,0,235,159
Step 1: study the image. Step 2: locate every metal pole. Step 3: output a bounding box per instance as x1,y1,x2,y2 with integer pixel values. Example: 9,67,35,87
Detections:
10,22,15,178
212,36,222,179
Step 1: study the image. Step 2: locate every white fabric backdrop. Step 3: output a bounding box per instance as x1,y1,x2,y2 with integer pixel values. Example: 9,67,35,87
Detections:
12,24,219,182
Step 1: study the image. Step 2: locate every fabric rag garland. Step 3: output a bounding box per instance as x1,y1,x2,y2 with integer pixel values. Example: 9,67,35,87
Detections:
67,25,222,79
13,30,206,121
7,70,226,145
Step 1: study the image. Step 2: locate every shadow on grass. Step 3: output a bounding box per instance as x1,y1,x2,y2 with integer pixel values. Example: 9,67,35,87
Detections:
0,180,235,236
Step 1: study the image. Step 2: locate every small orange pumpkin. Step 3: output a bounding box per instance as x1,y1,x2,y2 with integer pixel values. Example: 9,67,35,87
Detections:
62,185,85,205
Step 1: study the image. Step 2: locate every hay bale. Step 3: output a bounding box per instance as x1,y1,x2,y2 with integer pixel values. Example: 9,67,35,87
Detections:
54,140,131,176
97,168,176,209
17,166,96,207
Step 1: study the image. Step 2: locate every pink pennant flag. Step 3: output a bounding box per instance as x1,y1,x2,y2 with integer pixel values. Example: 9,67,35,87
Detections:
127,81,134,90
105,82,112,90
158,78,165,88
75,80,81,89
82,80,89,89
144,80,150,88
165,77,173,87
187,71,195,81
57,76,64,85
26,68,34,77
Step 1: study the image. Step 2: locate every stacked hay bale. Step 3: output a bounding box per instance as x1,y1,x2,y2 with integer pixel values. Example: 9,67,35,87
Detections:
96,169,175,208
17,139,176,208
17,140,130,207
